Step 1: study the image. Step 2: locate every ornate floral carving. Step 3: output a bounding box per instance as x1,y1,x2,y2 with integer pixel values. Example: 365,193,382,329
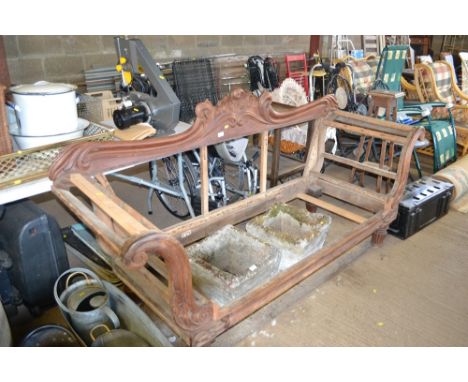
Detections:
49,91,338,181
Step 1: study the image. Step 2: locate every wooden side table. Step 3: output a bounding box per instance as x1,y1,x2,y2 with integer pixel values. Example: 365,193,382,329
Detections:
368,89,429,180
368,90,405,121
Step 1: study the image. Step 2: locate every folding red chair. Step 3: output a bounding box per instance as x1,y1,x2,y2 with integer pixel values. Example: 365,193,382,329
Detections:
285,53,309,98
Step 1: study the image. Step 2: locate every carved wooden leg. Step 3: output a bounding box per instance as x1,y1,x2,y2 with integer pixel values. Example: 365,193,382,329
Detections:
305,185,322,213
372,226,388,246
305,203,317,213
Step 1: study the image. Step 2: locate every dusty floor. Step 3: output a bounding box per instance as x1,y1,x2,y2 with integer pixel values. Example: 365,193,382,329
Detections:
24,158,468,347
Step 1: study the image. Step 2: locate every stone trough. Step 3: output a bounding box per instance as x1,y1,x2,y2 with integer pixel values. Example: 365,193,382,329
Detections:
246,203,332,271
187,225,280,306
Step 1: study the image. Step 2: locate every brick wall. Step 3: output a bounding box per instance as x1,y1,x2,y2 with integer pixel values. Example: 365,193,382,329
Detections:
3,35,311,85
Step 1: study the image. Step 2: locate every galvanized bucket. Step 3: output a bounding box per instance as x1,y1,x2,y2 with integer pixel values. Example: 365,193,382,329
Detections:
53,268,120,345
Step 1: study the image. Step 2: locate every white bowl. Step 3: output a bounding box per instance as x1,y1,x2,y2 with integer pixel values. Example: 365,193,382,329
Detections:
10,118,89,150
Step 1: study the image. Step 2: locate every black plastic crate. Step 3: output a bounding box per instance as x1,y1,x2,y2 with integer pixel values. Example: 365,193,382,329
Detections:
388,176,453,239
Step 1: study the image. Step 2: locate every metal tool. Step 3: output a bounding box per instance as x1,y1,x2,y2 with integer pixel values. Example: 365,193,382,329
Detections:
113,36,180,132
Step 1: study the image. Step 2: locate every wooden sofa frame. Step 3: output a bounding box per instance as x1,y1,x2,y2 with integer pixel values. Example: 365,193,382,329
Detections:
49,89,424,346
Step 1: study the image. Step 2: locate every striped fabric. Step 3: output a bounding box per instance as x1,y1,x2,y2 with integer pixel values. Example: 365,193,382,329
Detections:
349,61,375,94
428,62,455,103
366,57,379,77
461,52,468,94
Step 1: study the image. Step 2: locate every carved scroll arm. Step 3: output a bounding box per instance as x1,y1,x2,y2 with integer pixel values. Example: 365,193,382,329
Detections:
121,231,219,332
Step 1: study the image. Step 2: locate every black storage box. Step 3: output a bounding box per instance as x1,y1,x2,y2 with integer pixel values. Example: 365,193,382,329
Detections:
389,177,453,239
0,199,69,314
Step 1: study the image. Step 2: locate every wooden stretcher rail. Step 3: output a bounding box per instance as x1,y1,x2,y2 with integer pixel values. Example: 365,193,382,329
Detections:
165,177,304,245
326,120,408,145
322,152,397,180
333,110,416,134
316,174,386,213
296,193,369,224
49,89,425,346
69,174,150,236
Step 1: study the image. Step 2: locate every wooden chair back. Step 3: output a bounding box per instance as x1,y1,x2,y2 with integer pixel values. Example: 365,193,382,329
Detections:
285,53,309,97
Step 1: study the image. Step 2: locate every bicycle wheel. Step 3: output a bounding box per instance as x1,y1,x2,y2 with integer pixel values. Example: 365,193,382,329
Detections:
150,154,196,219
224,150,259,202
224,161,247,202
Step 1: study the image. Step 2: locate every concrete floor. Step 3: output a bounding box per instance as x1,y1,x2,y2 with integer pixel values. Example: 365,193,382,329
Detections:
216,210,468,346
27,159,468,347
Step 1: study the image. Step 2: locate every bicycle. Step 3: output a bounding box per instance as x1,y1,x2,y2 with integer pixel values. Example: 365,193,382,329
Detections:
111,152,197,219
165,145,259,217
112,142,259,220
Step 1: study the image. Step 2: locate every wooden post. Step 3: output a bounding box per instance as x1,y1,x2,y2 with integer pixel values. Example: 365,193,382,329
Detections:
0,37,10,87
309,36,321,58
259,131,269,193
200,146,209,215
270,128,281,186
0,85,13,156
0,37,11,156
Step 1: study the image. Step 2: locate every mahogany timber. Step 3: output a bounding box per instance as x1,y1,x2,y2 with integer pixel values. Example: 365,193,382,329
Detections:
49,89,424,346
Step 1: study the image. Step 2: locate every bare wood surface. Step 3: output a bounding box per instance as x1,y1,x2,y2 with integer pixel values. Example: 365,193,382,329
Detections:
303,118,328,178
269,128,282,186
140,262,171,302
95,174,157,230
113,257,187,341
387,142,396,193
146,255,168,279
259,131,269,193
165,177,306,245
317,174,386,213
268,121,315,185
274,163,306,180
322,152,397,180
326,120,408,145
69,174,149,236
376,140,388,193
52,187,125,256
333,110,415,134
0,85,12,156
297,193,369,224
200,146,209,215
349,136,366,184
